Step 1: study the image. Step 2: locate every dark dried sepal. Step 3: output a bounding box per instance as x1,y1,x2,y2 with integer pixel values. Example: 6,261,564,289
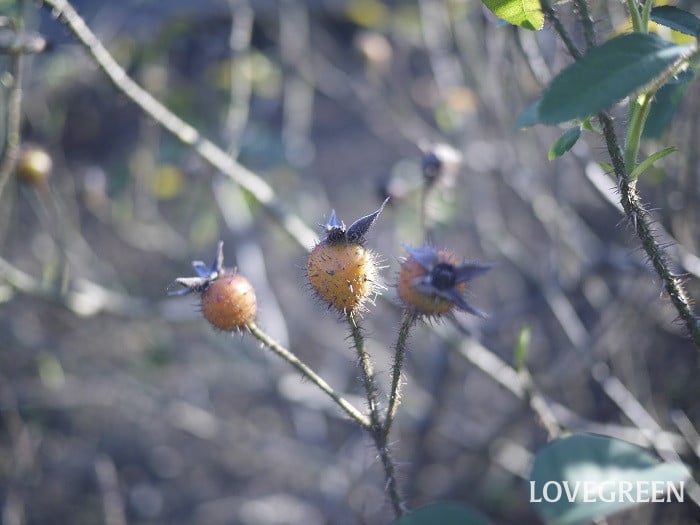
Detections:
345,197,389,243
169,277,210,296
169,241,228,296
455,263,492,283
404,244,440,270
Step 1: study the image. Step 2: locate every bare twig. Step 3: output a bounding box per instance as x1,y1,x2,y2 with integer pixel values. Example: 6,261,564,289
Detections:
0,39,23,199
40,0,317,251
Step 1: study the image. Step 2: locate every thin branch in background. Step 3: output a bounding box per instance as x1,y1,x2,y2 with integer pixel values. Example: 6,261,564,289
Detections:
94,455,127,525
671,410,700,460
225,0,254,157
592,362,681,462
0,254,148,317
40,0,317,252
517,367,563,440
0,40,24,200
279,0,315,168
592,363,700,507
218,0,289,345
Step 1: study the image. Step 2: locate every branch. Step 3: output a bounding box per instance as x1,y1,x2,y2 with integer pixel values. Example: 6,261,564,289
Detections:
542,0,700,349
40,0,317,252
246,321,371,430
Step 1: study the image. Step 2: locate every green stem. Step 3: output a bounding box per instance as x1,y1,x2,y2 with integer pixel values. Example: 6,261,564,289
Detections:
624,93,652,177
247,322,371,430
627,0,643,33
384,312,414,438
347,313,405,518
641,0,654,31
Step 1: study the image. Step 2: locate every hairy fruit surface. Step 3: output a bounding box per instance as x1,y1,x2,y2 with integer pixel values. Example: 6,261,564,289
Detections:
307,242,377,313
201,272,256,331
170,241,257,331
306,199,388,314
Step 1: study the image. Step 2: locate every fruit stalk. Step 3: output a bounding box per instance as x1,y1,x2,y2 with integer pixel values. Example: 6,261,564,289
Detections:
246,321,371,430
347,313,405,518
384,312,414,437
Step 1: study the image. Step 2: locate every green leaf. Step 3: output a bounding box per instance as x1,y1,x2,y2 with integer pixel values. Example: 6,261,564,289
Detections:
518,33,692,126
481,0,544,31
629,146,677,181
548,126,581,160
530,434,690,525
650,6,700,37
643,68,696,138
391,502,491,525
598,161,613,174
514,99,541,128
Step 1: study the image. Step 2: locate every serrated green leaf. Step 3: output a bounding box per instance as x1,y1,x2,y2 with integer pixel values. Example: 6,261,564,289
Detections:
651,6,700,37
528,33,692,125
548,126,581,160
481,0,544,31
391,502,491,525
643,68,696,138
629,146,677,181
530,434,690,525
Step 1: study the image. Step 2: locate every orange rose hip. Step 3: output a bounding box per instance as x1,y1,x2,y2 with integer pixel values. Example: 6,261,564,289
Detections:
307,242,374,313
201,272,256,331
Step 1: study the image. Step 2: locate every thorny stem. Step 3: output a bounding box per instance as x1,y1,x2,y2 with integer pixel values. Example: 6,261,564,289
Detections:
572,0,596,51
545,0,700,348
347,313,405,518
246,322,371,430
40,0,317,252
540,0,581,60
384,312,414,438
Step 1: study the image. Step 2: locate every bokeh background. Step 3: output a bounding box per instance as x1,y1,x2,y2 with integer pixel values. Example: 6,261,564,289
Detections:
2,0,700,523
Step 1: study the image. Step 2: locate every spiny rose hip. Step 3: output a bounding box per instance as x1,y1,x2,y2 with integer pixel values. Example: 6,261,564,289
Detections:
169,241,256,331
398,244,490,319
201,272,256,331
307,199,388,314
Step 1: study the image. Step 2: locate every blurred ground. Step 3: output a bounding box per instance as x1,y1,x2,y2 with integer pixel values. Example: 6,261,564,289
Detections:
2,0,700,524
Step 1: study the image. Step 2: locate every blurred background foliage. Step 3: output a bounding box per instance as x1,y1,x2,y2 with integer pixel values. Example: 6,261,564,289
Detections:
1,0,700,523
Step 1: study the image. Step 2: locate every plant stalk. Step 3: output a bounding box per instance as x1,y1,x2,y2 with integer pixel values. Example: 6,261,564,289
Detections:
247,322,371,430
384,312,414,437
347,313,405,518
